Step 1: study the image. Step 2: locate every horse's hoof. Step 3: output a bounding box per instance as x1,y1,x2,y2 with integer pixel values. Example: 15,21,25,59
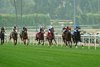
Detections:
82,47,84,48
75,46,78,48
70,46,72,48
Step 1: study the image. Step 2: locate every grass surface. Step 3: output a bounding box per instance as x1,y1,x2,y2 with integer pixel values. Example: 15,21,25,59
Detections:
0,43,100,67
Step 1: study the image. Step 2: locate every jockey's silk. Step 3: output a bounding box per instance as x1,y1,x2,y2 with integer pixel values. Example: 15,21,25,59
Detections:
20,30,28,39
47,32,51,36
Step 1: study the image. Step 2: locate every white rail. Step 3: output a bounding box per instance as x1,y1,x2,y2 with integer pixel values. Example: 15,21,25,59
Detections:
4,34,100,49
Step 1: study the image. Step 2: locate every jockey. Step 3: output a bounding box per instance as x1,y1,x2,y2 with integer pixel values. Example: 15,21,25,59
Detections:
23,27,27,32
20,27,27,35
62,26,69,33
13,26,18,32
21,27,28,39
46,26,52,37
62,27,66,32
13,27,17,33
72,26,78,35
72,26,81,38
39,26,44,33
48,25,54,32
47,25,55,37
1,27,5,32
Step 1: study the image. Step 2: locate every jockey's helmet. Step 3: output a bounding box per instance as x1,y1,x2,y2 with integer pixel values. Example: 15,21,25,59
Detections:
14,26,16,28
23,27,25,30
1,27,4,29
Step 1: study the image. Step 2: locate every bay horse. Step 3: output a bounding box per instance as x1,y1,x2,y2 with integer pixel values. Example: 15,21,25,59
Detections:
62,27,72,48
0,27,5,45
10,29,18,45
35,27,45,45
20,27,29,45
46,28,57,46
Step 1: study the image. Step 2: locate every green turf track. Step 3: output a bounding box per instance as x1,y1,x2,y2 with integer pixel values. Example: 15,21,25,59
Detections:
0,43,100,67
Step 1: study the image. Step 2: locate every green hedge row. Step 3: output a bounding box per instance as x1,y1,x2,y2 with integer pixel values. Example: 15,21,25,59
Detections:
0,14,50,27
76,13,100,26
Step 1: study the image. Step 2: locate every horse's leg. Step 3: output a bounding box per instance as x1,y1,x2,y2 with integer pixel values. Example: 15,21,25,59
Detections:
27,39,29,45
63,37,68,46
42,40,44,45
75,41,78,48
23,39,26,45
38,40,40,45
50,40,52,46
13,40,15,46
65,40,68,46
0,38,2,45
13,40,16,46
2,39,4,45
63,39,65,43
68,41,72,48
51,39,53,45
15,39,17,45
48,39,52,46
63,38,66,46
14,40,16,45
1,38,4,45
42,37,45,45
70,41,72,48
54,38,57,44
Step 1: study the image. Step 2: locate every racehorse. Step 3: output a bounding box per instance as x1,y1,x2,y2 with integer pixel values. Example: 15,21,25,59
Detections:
35,27,45,45
0,27,5,45
10,29,18,45
72,27,82,48
62,27,72,48
35,32,44,45
46,27,57,46
20,27,29,45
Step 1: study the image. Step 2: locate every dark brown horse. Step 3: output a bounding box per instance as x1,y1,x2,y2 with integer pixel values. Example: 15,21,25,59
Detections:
10,29,18,45
35,32,44,45
20,29,29,45
72,29,81,48
35,27,45,45
0,27,5,45
46,28,57,46
62,27,72,48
